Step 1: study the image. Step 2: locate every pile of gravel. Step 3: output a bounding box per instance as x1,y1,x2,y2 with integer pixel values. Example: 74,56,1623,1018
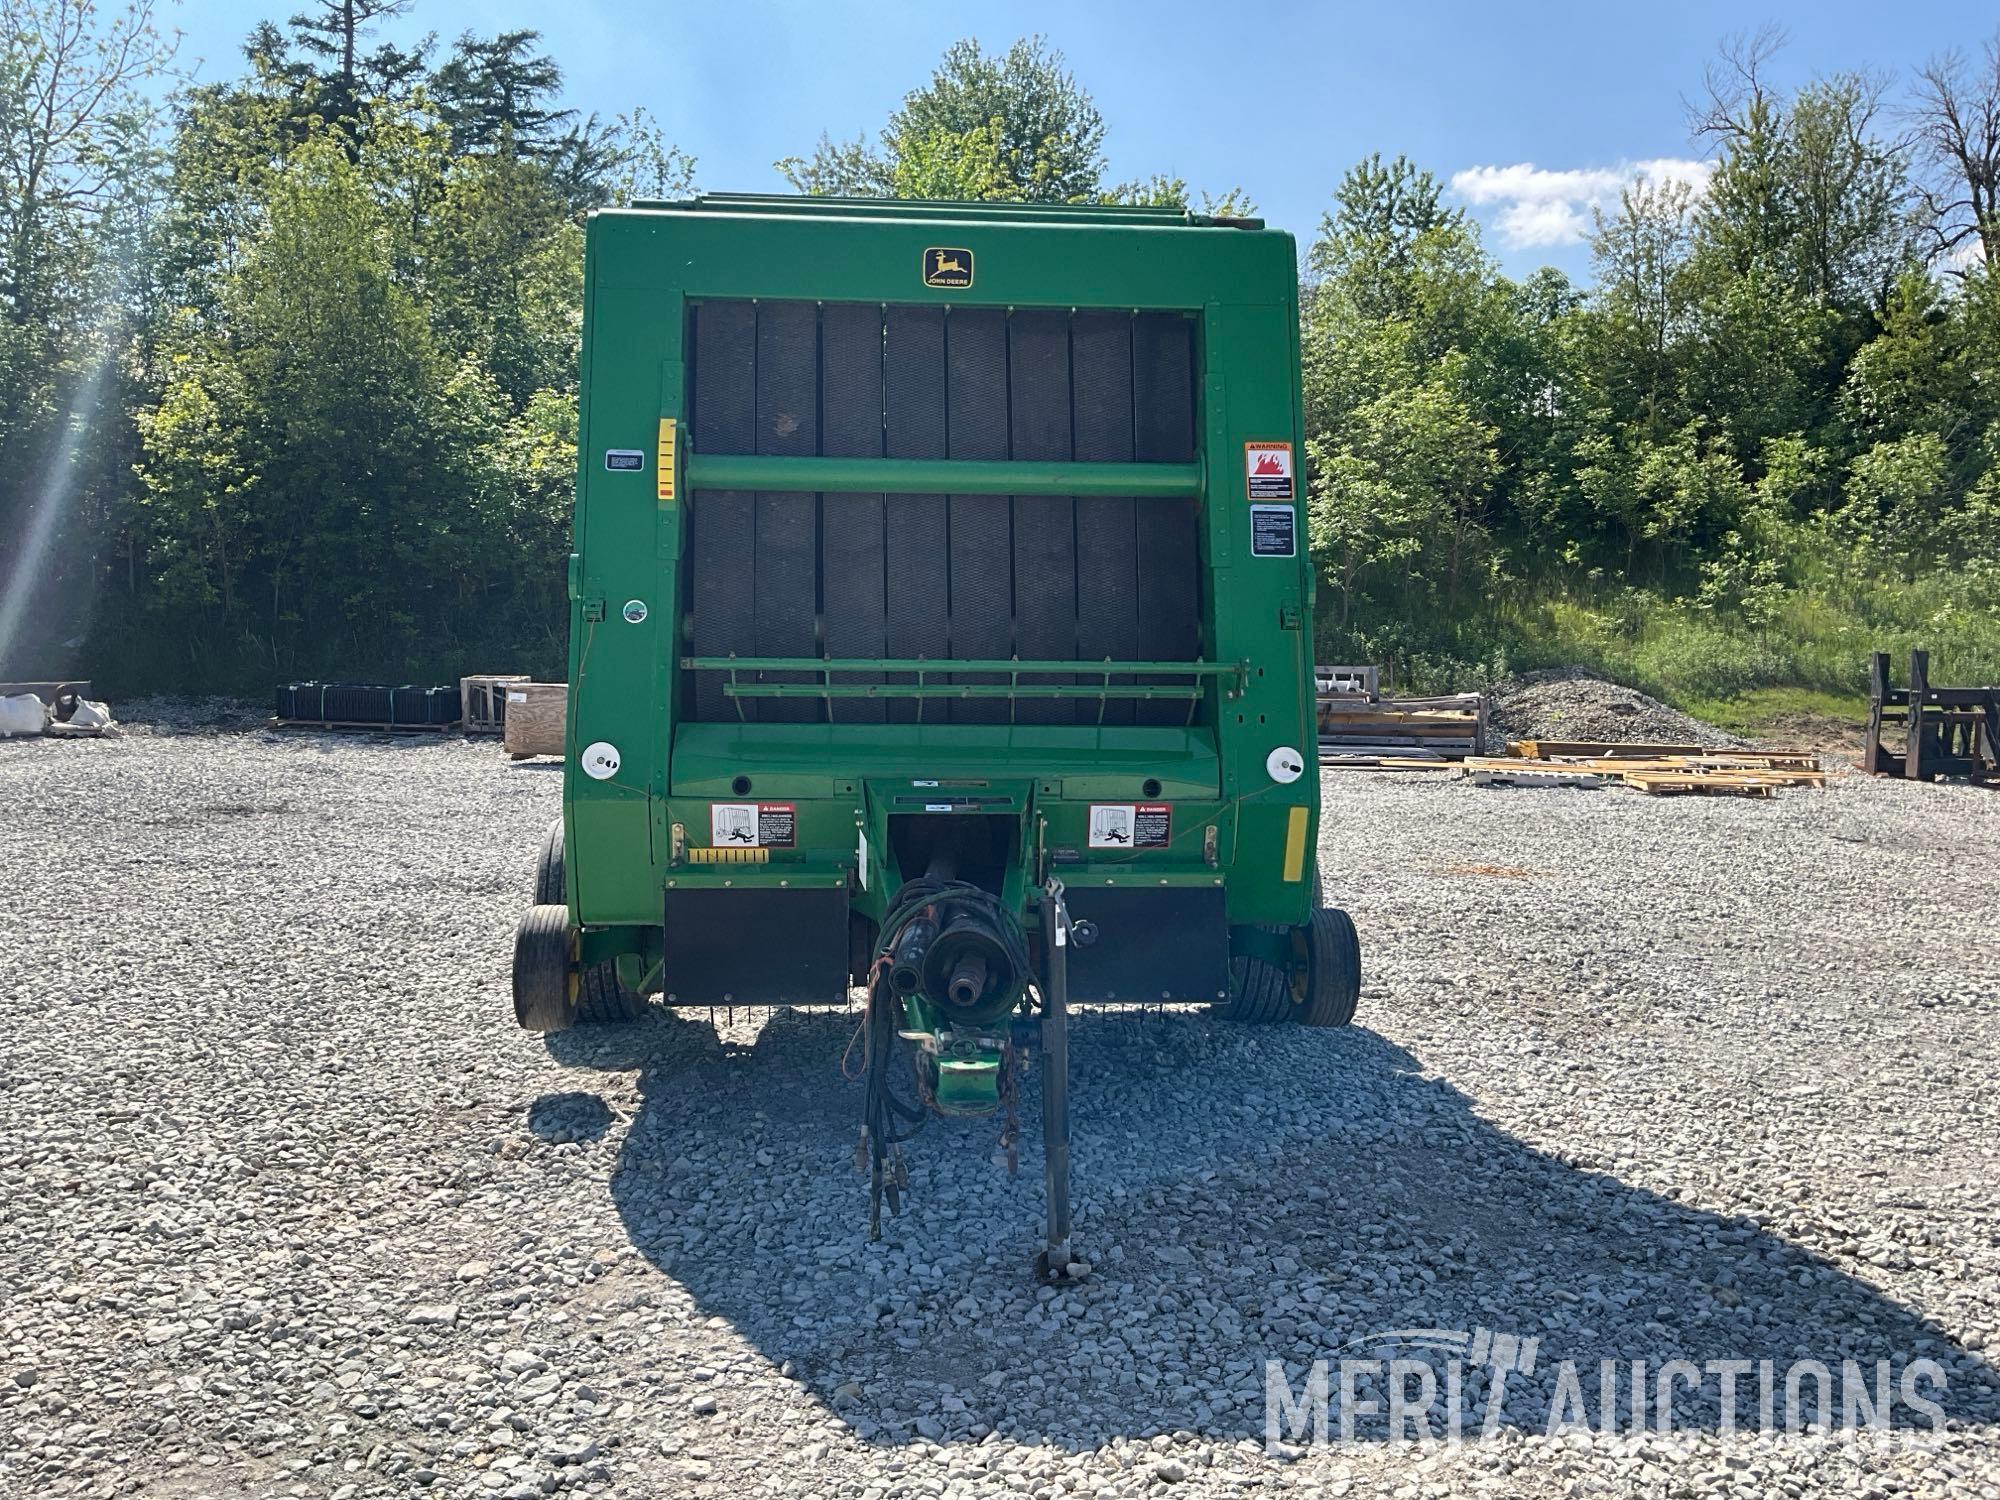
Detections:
2,723,1997,1499
1484,669,1737,752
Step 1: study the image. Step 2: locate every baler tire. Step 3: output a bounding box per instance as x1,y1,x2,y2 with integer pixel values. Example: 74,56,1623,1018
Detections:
1299,907,1361,1028
513,904,577,1033
1220,942,1292,1025
577,961,647,1026
533,820,565,905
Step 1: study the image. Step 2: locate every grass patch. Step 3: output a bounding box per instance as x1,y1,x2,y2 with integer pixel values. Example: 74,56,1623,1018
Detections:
1677,686,1870,741
1321,561,1997,717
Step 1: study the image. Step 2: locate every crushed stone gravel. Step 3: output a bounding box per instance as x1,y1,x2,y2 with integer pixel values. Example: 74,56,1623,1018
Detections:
2,719,1996,1498
1484,670,1739,753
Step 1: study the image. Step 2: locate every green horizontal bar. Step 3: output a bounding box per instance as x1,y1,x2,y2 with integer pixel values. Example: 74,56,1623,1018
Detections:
683,454,1204,499
721,683,1203,700
683,656,1240,676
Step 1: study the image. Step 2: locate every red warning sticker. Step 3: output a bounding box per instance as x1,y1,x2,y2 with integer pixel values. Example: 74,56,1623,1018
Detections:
1245,441,1294,501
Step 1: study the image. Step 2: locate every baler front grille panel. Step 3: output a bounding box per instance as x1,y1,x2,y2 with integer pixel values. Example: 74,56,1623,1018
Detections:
684,299,1204,724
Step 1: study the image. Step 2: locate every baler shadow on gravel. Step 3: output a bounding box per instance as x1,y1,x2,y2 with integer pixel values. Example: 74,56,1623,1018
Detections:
510,194,1360,1276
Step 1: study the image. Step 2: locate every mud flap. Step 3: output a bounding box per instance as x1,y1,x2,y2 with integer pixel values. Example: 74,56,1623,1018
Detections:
1059,887,1230,1004
662,887,850,1005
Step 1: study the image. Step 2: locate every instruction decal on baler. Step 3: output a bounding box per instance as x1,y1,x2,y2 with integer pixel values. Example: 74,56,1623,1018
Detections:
1087,804,1171,849
1245,441,1294,500
709,803,796,848
1250,503,1297,557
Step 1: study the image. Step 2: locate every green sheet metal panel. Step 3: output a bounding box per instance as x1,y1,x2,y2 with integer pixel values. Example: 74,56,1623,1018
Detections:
565,198,1313,937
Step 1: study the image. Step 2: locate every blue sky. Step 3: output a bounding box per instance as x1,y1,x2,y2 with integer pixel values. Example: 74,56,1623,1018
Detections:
170,0,1983,282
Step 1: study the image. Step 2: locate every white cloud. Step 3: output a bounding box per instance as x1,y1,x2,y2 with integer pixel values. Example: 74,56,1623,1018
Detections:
1450,158,1715,249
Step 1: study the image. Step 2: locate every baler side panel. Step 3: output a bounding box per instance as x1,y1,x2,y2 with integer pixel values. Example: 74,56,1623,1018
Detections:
566,280,678,927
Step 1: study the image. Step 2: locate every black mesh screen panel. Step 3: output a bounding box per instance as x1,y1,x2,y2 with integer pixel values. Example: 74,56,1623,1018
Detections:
820,302,886,723
683,303,1203,726
1007,309,1077,723
1070,311,1140,725
882,306,950,723
943,308,1011,724
752,301,821,722
688,300,758,720
1132,312,1200,723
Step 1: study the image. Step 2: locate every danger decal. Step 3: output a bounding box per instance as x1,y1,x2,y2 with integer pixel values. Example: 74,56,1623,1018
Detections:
1087,804,1172,850
1245,441,1294,501
708,802,796,848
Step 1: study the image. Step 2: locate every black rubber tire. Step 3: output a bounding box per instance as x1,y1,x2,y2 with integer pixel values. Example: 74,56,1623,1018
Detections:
513,903,577,1033
1218,938,1293,1024
577,960,647,1025
534,820,565,905
1300,906,1361,1028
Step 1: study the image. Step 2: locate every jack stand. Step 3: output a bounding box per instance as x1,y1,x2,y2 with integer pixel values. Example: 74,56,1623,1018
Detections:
1034,878,1079,1283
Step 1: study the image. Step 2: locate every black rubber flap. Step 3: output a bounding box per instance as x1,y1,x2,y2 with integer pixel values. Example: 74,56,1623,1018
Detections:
663,887,850,1005
1060,886,1229,1004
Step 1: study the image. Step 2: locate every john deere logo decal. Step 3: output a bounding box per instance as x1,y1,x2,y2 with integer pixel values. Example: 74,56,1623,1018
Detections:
923,246,973,288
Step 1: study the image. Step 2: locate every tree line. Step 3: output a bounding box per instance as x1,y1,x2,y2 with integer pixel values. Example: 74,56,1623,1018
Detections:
2,5,1995,701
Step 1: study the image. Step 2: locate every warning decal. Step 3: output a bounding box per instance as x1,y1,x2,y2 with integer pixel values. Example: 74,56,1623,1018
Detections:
1250,503,1297,557
1245,441,1294,501
708,802,796,848
1087,804,1172,850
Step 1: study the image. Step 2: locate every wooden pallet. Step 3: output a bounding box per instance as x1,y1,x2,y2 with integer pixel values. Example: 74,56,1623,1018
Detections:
1623,770,1783,798
1321,753,1460,771
270,718,461,734
1466,752,1824,796
1468,766,1605,789
1507,739,1703,759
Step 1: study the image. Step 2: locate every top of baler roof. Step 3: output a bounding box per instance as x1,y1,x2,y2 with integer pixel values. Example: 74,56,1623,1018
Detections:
626,192,1265,231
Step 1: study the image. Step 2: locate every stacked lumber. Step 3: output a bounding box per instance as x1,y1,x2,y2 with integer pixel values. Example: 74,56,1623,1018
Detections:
1465,745,1827,797
1318,686,1486,764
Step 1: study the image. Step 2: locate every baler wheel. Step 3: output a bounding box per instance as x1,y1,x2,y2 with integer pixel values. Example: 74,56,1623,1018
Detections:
1296,906,1361,1028
513,903,578,1033
578,960,647,1025
1219,942,1292,1024
533,819,565,905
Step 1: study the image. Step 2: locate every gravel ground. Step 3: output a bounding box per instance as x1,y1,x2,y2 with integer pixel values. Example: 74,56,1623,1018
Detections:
1485,671,1738,752
3,719,1998,1499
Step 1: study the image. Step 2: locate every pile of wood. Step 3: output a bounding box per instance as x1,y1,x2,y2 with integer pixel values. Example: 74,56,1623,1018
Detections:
1316,664,1486,764
1466,742,1826,797
503,682,567,759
